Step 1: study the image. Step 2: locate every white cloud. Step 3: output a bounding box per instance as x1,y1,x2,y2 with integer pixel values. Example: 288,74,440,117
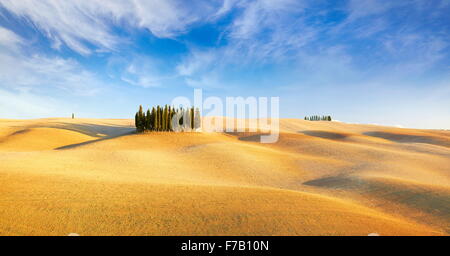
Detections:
176,49,217,76
120,66,164,88
381,34,447,75
0,26,23,50
176,0,315,86
0,26,104,96
108,56,177,88
176,0,449,91
0,53,103,95
185,73,223,88
0,27,105,118
226,0,312,62
0,0,224,55
230,0,304,39
346,0,392,21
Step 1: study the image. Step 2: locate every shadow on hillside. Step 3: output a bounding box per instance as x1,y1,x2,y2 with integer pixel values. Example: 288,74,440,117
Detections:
299,130,349,140
10,129,30,136
34,122,135,150
54,134,134,150
363,131,450,148
304,175,450,231
43,122,134,138
225,132,274,142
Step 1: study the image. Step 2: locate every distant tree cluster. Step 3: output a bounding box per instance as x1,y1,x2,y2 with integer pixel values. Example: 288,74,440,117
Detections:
304,115,332,121
134,105,200,132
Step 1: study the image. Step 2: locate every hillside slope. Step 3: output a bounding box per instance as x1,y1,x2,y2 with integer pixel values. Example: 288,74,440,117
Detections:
0,118,448,235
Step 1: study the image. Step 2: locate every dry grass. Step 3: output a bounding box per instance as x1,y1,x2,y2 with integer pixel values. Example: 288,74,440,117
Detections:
0,118,449,235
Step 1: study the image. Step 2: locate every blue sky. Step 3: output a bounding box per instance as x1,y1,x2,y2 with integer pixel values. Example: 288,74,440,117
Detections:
0,0,449,128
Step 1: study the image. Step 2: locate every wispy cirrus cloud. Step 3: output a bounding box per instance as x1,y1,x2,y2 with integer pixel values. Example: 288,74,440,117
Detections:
176,0,316,87
0,26,23,50
0,26,104,95
177,0,449,89
0,0,449,127
0,0,225,55
0,26,107,118
107,55,178,88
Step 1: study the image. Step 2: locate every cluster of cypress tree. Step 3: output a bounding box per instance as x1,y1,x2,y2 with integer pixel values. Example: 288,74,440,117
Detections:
134,105,200,132
304,115,332,121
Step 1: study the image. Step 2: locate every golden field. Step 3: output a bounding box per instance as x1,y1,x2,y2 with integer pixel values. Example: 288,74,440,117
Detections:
0,118,449,235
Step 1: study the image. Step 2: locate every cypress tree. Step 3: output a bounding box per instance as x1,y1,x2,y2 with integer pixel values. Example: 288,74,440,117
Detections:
142,110,146,131
160,105,163,131
156,106,159,131
179,107,184,127
153,107,158,131
163,105,168,131
168,106,172,131
146,109,151,131
184,107,189,130
156,106,161,131
151,107,156,131
161,105,167,131
194,108,201,130
185,107,190,130
190,107,194,130
135,112,139,131
167,106,170,132
172,106,177,131
167,105,170,131
138,105,144,132
156,105,159,131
